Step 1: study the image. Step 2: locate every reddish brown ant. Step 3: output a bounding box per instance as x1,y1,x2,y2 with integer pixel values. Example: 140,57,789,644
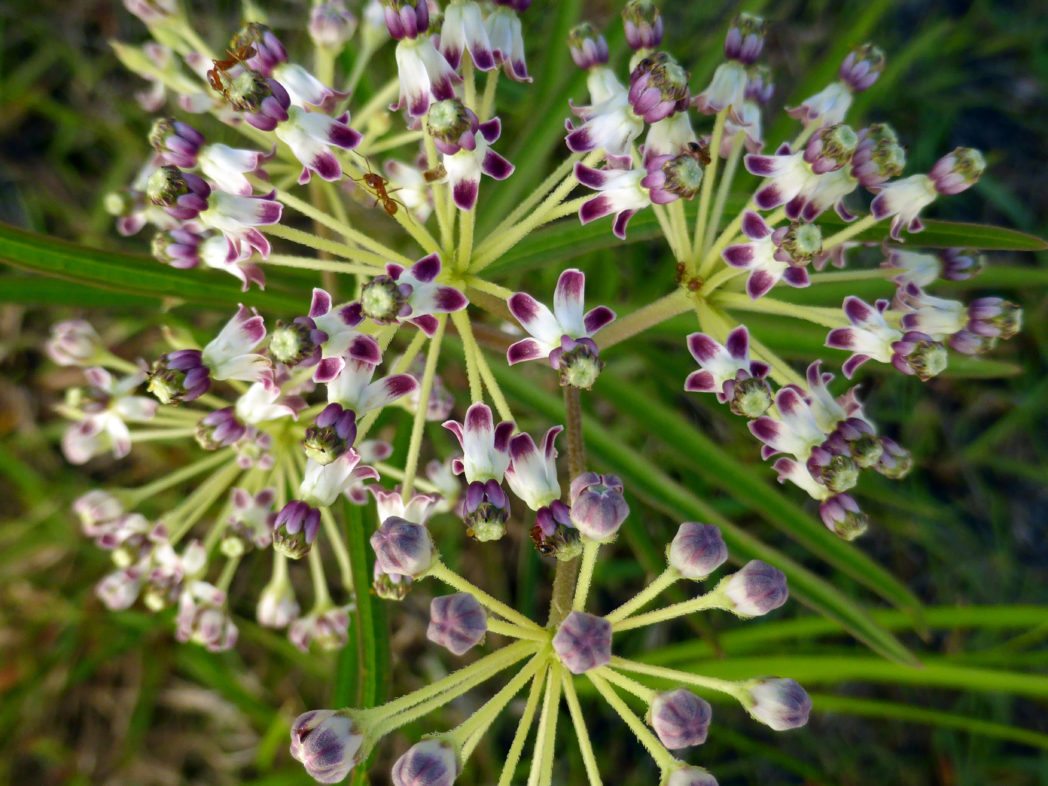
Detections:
350,153,407,217
206,44,256,97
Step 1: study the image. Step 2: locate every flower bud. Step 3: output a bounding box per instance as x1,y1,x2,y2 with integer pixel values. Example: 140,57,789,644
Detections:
74,490,125,534
929,147,985,195
725,13,766,65
148,350,210,404
967,297,1021,340
662,766,719,786
551,336,604,389
149,117,204,168
371,516,436,578
875,437,912,479
628,52,690,124
427,592,487,655
643,143,707,202
304,403,358,465
804,124,858,175
939,248,983,281
270,317,326,366
818,493,869,540
462,479,510,542
257,573,299,628
290,606,351,652
850,123,905,188
310,1,358,49
567,22,609,70
273,500,322,559
743,677,812,730
290,709,364,784
382,0,431,41
718,560,788,617
893,332,947,381
175,581,238,652
195,407,247,450
391,739,460,786
146,165,210,220
569,472,629,541
622,0,663,51
46,320,104,367
838,43,885,92
374,563,413,600
360,275,410,322
649,688,712,749
552,611,612,674
668,522,728,580
806,449,859,493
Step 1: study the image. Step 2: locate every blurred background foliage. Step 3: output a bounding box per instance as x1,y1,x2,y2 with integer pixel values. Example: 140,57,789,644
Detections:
1,0,1046,784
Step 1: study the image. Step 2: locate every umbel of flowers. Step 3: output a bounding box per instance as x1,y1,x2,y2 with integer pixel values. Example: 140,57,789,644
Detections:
52,0,1025,783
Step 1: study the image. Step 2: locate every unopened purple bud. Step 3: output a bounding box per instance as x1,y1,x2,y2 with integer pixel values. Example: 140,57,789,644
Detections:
152,228,204,269
875,437,913,480
724,13,766,65
374,562,414,600
744,677,812,730
650,688,712,749
567,23,609,70
232,23,289,75
146,165,210,220
427,592,487,655
668,522,728,580
304,403,358,465
462,479,510,542
629,52,690,124
149,117,204,169
929,147,985,195
382,0,430,41
290,709,364,783
74,489,124,532
818,493,869,540
371,516,436,577
939,248,983,281
310,1,358,50
622,0,663,51
719,560,788,617
274,500,322,559
806,448,859,493
391,739,459,786
967,297,1021,340
663,766,719,786
894,332,948,381
552,611,612,674
148,349,210,404
569,472,629,541
195,407,247,450
804,124,858,175
838,43,885,92
644,142,708,201
851,123,905,188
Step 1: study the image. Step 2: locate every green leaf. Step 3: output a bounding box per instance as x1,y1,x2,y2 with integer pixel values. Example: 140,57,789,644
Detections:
0,222,301,312
594,373,925,617
816,214,1048,251
486,357,919,666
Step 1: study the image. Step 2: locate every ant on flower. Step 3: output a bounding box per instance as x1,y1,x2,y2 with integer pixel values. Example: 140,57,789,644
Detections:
206,44,257,98
349,153,406,217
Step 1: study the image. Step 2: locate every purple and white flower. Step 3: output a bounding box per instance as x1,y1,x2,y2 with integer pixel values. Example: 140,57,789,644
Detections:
566,89,644,158
684,327,771,417
441,0,496,71
575,163,652,239
299,451,380,507
46,320,105,367
61,367,158,464
197,190,283,259
175,581,238,652
370,486,440,526
722,212,818,298
426,99,514,210
505,426,563,511
352,253,468,336
275,106,362,184
289,605,352,652
385,1,459,117
326,358,418,414
486,1,531,82
443,403,514,483
236,380,303,424
305,287,384,382
787,44,884,128
749,387,828,461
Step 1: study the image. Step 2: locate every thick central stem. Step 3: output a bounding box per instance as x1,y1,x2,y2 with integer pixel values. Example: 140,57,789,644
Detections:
547,385,586,628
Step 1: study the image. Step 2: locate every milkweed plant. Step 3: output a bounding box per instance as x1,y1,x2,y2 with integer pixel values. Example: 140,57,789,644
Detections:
49,0,1024,784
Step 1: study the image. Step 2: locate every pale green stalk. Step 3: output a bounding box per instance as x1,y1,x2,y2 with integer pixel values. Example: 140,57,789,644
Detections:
586,671,677,771
319,505,354,592
702,306,806,387
652,203,683,260
809,267,895,284
167,462,243,544
561,670,604,786
124,449,234,506
703,131,745,258
668,198,692,261
463,54,477,110
359,130,425,155
610,591,722,632
691,110,728,266
427,562,542,631
451,311,484,404
422,117,453,254
603,567,679,624
401,315,446,499
265,252,385,276
593,666,655,703
350,77,400,128
455,654,545,761
216,555,241,594
572,539,601,611
458,206,476,272
609,656,744,698
128,427,196,442
486,619,551,642
597,289,691,350
711,291,847,328
355,328,425,442
308,541,333,608
496,663,548,786
466,276,514,300
822,214,878,251
479,67,499,121
528,660,563,786
473,342,515,422
698,265,745,296
486,152,582,241
372,463,440,494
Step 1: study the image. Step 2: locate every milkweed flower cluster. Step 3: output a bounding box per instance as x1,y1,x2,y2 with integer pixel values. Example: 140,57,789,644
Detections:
51,0,1026,783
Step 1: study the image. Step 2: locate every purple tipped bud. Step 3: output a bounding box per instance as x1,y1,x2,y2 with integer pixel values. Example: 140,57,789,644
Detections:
744,677,812,730
462,479,510,542
304,403,358,465
628,52,691,124
371,516,436,578
391,739,460,786
838,43,885,92
663,766,720,786
274,501,322,559
360,275,409,323
939,248,983,281
382,0,431,41
806,449,859,493
552,611,612,674
894,332,948,381
851,123,905,188
719,560,788,617
929,147,985,195
968,297,1021,340
819,494,869,540
804,124,858,175
148,349,210,404
290,709,364,784
567,22,609,70
725,13,766,65
668,522,728,580
146,165,210,220
310,1,358,50
622,0,663,51
270,317,325,366
569,472,629,541
875,437,912,479
650,688,712,749
427,592,487,655
195,407,247,451
149,117,204,169
644,142,708,202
